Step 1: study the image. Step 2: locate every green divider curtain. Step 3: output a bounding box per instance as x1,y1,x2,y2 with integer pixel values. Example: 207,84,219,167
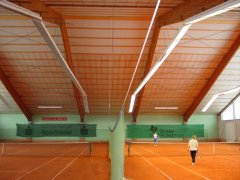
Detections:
16,124,97,137
127,124,204,138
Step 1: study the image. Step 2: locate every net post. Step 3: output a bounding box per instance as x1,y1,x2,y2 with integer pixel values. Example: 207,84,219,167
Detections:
128,142,131,156
1,143,4,156
213,142,215,155
89,142,92,156
27,121,33,142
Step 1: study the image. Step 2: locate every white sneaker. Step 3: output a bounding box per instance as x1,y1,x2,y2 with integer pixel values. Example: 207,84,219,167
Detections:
192,163,195,165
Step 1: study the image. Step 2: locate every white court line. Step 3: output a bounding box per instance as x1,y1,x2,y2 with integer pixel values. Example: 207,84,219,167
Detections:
51,157,78,180
15,144,87,179
131,149,172,180
0,171,28,172
219,156,240,162
16,157,58,180
51,147,88,180
140,146,211,180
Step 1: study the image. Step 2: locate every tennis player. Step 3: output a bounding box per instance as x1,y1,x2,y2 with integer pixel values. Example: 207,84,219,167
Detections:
188,135,198,165
153,132,159,146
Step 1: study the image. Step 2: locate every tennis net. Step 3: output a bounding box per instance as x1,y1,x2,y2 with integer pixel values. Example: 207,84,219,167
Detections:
127,141,240,156
0,141,92,157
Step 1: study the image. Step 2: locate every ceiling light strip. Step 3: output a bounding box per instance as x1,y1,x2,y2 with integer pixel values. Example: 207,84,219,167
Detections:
129,0,240,113
38,106,63,109
220,86,240,95
0,0,42,20
125,0,162,113
133,24,191,96
0,0,89,113
202,86,240,112
32,19,89,113
155,107,178,110
185,0,240,25
129,25,191,112
129,94,136,113
202,94,218,112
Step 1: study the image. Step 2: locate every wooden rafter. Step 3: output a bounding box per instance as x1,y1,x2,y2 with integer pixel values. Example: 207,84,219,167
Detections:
8,1,85,120
184,33,240,122
60,18,85,121
0,68,32,121
131,0,227,122
11,0,61,24
132,21,162,122
159,0,225,26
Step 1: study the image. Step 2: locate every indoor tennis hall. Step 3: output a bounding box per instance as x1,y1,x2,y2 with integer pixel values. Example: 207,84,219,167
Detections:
0,0,239,180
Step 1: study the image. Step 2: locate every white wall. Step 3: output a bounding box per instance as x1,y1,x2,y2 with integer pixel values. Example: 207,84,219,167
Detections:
219,119,240,142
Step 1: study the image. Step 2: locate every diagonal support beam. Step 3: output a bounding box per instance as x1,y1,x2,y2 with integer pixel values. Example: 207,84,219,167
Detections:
60,18,85,121
1,0,87,118
0,68,32,121
132,21,162,122
184,33,240,122
159,0,225,26
131,0,234,122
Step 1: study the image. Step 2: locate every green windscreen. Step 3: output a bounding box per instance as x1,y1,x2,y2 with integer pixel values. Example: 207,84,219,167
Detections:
16,124,97,137
127,124,204,138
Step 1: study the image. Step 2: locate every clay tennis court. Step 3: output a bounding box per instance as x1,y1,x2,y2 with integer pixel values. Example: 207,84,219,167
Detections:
124,142,240,180
0,142,110,180
0,0,240,180
1,141,239,180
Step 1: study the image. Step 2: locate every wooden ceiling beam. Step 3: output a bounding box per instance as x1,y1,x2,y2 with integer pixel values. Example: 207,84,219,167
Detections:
131,0,230,122
184,33,240,122
60,18,85,121
158,0,225,26
6,1,85,120
0,68,32,121
12,0,61,25
132,21,162,122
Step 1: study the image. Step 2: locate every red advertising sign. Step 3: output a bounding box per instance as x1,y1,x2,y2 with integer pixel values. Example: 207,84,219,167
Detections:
42,117,67,121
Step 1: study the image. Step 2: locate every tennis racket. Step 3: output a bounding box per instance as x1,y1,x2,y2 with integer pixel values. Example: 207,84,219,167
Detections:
198,151,201,159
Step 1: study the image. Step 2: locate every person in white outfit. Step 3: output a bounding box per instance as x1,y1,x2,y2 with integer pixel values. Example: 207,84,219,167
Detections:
188,135,198,165
153,132,159,146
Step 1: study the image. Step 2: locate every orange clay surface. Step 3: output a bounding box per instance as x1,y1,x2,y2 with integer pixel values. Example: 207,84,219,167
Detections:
1,142,240,180
124,143,240,180
0,143,110,180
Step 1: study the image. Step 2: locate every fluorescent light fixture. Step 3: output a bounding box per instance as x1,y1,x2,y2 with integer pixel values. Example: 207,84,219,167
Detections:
130,25,191,111
202,94,218,112
130,0,240,113
185,0,240,25
133,24,191,95
0,1,89,113
136,0,162,64
38,106,63,109
32,19,89,113
129,94,136,113
123,0,161,108
82,95,89,113
165,24,191,54
202,86,240,112
155,107,178,110
0,0,42,20
220,86,240,95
